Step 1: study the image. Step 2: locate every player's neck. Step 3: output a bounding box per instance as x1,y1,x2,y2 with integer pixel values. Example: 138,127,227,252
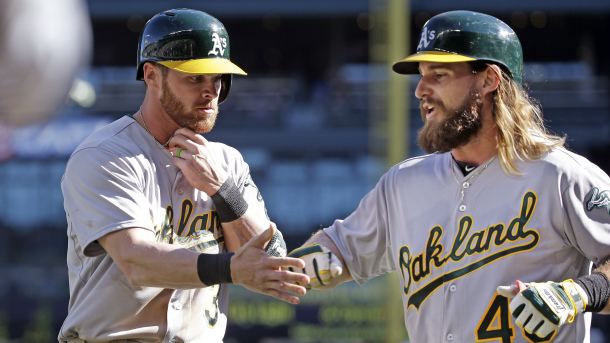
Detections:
137,102,176,147
451,126,498,165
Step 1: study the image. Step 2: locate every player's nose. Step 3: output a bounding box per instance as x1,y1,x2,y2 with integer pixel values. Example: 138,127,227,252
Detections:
200,75,221,100
414,77,431,100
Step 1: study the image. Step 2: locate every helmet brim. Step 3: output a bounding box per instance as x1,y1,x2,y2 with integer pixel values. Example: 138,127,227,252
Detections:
392,51,477,75
159,58,247,76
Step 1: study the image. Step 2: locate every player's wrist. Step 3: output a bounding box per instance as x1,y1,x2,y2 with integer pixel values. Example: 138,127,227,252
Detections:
557,280,587,321
574,272,610,313
210,177,248,223
265,229,287,257
197,252,234,285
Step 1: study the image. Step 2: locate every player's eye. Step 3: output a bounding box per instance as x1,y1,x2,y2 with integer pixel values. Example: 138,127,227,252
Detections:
189,76,203,83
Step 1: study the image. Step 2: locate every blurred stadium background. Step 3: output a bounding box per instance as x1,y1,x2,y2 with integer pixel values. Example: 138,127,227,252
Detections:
1,0,610,342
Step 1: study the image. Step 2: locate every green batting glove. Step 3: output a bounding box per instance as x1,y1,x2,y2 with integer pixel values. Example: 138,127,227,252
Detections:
497,280,588,340
288,244,343,289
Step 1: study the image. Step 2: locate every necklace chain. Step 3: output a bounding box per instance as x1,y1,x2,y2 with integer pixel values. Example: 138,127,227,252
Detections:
452,155,496,203
137,109,170,147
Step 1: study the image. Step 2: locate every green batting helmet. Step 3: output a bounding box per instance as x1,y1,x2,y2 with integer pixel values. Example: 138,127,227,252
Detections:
393,10,523,84
136,8,246,103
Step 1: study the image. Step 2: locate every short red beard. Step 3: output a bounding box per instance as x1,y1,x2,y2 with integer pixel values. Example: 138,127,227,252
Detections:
417,89,483,153
160,77,218,133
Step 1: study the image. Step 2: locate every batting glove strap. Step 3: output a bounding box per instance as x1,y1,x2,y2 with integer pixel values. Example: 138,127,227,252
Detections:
575,271,610,312
560,280,587,322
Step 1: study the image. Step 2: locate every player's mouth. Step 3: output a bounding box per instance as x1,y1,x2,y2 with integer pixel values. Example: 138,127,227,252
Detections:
194,105,215,115
421,103,435,120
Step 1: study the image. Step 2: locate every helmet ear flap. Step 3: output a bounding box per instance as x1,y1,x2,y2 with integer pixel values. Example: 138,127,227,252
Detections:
219,74,232,104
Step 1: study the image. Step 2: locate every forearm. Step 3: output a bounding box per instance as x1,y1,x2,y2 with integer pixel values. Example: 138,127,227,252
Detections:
99,228,224,289
209,175,270,251
117,240,203,288
591,260,610,314
222,208,269,251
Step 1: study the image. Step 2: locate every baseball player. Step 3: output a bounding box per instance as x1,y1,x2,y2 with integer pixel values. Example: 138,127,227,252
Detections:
59,9,309,343
289,10,610,342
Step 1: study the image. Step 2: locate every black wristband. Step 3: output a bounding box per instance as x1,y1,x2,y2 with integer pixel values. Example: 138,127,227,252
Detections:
575,271,610,312
197,252,234,285
211,177,248,223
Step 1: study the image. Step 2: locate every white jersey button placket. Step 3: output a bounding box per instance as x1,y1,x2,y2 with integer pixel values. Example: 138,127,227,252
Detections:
446,333,454,341
454,157,495,214
458,182,470,212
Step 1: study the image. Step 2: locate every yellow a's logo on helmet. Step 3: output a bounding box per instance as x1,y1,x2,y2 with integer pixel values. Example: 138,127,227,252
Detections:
208,32,227,57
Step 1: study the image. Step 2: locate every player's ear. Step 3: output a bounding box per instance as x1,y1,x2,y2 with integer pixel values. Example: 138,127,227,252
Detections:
480,64,501,95
142,62,163,90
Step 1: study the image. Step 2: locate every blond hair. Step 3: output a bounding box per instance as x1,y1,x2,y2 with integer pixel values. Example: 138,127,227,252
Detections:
493,71,565,175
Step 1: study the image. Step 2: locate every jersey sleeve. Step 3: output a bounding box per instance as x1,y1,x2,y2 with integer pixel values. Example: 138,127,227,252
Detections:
62,147,153,257
561,159,610,265
324,171,396,284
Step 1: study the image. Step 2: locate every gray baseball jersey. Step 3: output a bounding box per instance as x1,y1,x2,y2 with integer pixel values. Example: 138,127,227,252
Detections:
59,115,269,343
325,148,610,343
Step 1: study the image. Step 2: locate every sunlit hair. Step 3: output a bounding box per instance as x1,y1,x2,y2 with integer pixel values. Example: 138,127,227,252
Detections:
477,63,566,174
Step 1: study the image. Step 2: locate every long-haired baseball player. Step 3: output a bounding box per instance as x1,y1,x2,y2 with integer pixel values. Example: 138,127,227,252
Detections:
289,10,610,342
59,9,309,342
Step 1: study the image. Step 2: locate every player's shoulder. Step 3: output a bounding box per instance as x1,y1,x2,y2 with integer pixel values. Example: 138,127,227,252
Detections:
531,147,608,181
66,116,140,170
382,152,446,181
72,115,136,156
392,152,445,173
537,147,601,173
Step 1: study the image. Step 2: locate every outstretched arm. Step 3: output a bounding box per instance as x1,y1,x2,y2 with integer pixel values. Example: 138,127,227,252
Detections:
99,226,309,304
288,230,353,289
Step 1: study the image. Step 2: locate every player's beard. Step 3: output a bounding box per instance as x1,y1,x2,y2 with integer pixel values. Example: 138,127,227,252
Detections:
160,77,218,134
417,88,483,153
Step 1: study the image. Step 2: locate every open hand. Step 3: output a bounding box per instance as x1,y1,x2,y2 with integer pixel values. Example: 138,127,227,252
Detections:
231,226,310,304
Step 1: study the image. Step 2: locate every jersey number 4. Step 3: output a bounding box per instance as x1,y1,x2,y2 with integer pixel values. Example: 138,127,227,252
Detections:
475,294,554,343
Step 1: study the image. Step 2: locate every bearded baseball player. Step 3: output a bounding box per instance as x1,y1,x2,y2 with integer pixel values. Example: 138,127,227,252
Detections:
59,9,309,342
289,10,610,342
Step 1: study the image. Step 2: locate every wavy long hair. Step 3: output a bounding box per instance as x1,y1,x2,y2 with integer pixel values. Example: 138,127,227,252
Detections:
490,68,565,174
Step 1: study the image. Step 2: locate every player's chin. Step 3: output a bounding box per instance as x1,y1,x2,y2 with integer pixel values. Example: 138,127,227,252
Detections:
191,118,216,134
185,111,216,133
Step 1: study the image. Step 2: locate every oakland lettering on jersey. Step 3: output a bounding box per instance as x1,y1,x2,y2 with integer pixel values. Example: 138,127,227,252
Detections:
399,191,540,309
156,199,222,244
